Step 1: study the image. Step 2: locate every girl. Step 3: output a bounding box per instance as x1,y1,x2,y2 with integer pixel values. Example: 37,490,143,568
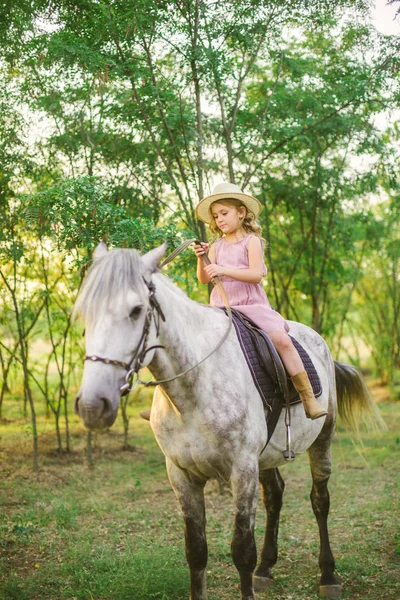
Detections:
194,182,327,420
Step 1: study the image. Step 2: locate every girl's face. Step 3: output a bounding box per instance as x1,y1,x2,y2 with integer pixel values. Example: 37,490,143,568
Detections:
210,202,246,235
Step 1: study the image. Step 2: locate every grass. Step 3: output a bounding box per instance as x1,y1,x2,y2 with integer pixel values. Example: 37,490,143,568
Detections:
0,389,399,600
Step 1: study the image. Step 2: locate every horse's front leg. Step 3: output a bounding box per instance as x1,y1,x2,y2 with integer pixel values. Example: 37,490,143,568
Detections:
253,467,285,590
231,461,259,600
166,458,208,600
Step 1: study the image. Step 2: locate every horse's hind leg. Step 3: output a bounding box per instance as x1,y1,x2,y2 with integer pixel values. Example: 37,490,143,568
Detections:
308,433,342,598
166,458,208,600
231,462,259,600
253,468,284,591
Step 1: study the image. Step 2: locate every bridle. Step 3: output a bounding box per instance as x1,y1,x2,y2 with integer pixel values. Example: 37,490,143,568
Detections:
85,277,166,395
84,239,232,396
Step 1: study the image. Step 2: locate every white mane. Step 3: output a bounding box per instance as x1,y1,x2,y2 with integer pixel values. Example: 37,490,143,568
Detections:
72,248,149,327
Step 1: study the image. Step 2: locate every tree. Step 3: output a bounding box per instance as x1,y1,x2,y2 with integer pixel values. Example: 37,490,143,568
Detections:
0,0,399,471
354,137,400,384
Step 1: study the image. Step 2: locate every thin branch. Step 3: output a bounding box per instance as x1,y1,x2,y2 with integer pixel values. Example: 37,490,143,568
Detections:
106,6,196,229
142,35,195,210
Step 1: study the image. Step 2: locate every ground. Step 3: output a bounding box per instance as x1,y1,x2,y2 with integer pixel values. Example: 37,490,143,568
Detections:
0,383,399,600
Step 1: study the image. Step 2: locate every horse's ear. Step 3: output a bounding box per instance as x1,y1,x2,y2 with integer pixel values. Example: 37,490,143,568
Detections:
93,242,109,261
142,242,168,274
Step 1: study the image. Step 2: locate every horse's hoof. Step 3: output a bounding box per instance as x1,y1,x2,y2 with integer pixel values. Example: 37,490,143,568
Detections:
319,584,342,598
253,575,274,592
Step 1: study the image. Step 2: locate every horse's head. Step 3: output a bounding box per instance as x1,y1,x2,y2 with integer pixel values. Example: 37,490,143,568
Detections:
73,242,166,431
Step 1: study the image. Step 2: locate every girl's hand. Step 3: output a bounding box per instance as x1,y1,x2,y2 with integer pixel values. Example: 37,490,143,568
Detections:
193,242,209,257
204,263,225,278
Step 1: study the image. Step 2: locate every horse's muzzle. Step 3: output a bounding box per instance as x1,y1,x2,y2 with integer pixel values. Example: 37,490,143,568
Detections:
75,393,117,431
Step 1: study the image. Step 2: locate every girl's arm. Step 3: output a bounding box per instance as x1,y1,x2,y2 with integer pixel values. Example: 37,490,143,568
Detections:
194,242,215,284
204,236,264,284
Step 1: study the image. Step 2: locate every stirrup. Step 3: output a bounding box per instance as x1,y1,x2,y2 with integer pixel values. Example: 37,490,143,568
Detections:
283,448,296,461
283,409,296,462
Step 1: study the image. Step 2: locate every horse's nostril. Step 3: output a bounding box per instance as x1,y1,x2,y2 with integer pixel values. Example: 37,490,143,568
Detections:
74,394,116,428
100,397,113,420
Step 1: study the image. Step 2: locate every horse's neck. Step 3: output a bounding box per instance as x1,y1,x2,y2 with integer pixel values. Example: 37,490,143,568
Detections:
148,275,223,391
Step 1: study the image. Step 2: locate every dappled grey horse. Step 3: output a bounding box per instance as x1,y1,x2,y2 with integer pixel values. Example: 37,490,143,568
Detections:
73,243,385,600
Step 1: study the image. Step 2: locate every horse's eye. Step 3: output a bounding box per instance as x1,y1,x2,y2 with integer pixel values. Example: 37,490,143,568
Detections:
130,305,143,319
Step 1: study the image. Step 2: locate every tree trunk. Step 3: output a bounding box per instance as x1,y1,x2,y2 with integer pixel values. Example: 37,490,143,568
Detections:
120,396,130,450
86,431,94,469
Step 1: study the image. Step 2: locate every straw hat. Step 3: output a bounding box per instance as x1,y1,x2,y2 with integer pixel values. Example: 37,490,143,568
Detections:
195,182,262,224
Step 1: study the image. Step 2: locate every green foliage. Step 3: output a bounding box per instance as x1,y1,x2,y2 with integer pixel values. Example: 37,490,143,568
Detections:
0,0,399,469
22,176,180,263
353,165,400,383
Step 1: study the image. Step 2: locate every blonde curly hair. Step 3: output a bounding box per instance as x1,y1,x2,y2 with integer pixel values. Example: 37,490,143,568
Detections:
208,198,263,239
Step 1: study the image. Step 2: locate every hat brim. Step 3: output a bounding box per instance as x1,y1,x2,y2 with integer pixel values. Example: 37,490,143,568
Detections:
195,192,263,224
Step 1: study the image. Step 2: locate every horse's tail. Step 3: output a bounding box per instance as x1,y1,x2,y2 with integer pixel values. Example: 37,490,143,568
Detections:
334,361,387,433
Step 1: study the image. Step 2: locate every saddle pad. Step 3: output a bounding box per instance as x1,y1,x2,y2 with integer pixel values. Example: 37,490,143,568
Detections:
289,336,322,399
228,311,322,445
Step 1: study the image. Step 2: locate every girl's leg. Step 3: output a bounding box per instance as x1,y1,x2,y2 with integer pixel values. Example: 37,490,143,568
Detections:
267,332,303,377
268,332,327,420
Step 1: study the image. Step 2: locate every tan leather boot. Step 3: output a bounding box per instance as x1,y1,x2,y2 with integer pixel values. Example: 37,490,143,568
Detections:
291,371,328,420
139,410,151,421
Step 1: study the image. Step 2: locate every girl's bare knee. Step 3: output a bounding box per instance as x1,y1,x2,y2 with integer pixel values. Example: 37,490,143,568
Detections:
268,332,292,352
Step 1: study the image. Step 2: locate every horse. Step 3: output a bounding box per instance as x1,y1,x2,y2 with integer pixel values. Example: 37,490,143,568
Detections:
73,242,385,600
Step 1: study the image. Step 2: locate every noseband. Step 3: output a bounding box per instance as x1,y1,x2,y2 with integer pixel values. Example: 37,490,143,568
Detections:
84,239,232,395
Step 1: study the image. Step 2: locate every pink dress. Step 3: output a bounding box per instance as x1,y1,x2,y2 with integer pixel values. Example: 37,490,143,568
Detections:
210,234,289,333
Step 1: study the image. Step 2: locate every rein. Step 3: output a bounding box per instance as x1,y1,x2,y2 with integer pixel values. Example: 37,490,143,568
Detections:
85,239,233,394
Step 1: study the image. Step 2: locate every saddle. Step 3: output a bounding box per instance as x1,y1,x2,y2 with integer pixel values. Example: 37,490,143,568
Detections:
222,308,322,446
